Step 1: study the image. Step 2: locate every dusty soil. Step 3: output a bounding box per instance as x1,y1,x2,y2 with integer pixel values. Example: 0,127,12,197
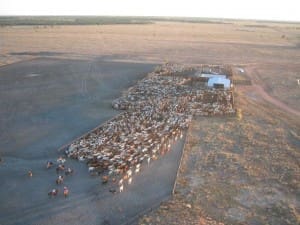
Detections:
1,23,299,64
139,91,300,225
1,20,299,225
1,21,299,110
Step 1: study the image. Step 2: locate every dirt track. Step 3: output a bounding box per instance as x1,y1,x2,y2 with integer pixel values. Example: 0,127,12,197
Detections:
240,84,300,117
236,66,300,117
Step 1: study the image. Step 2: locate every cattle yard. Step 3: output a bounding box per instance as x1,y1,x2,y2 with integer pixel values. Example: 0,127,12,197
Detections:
1,17,299,225
63,63,236,193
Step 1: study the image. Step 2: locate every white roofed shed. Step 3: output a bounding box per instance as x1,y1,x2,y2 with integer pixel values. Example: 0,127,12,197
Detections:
207,77,231,89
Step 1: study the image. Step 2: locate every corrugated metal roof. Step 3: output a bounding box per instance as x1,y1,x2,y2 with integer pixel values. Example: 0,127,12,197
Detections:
200,73,227,78
208,77,231,89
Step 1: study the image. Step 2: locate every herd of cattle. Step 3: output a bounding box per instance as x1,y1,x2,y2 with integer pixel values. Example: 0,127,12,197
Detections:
61,64,235,193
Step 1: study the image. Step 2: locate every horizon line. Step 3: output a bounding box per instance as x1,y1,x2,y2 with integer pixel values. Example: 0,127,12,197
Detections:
0,15,299,23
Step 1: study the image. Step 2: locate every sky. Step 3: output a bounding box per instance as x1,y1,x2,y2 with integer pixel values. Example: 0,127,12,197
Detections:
0,0,299,22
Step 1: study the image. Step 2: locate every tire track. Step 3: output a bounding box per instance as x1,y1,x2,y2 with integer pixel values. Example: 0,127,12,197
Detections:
239,66,300,117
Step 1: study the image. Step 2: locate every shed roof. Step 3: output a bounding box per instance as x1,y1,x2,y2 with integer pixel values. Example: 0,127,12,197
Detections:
208,77,231,89
200,73,227,79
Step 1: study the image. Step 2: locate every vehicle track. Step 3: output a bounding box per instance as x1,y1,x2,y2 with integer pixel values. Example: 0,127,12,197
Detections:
239,66,300,117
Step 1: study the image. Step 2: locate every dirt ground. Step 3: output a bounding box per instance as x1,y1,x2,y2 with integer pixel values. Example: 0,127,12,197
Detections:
0,20,299,225
139,91,300,225
1,21,299,109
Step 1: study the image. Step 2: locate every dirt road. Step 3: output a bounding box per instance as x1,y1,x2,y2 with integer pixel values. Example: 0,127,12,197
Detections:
237,66,300,117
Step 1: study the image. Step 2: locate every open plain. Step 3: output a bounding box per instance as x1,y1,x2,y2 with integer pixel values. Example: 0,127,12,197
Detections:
0,19,299,225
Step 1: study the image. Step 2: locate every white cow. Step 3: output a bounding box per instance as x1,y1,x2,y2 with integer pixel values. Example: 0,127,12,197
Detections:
119,184,124,192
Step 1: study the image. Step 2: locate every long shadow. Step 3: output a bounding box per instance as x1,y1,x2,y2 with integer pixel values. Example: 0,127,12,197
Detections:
0,57,186,225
